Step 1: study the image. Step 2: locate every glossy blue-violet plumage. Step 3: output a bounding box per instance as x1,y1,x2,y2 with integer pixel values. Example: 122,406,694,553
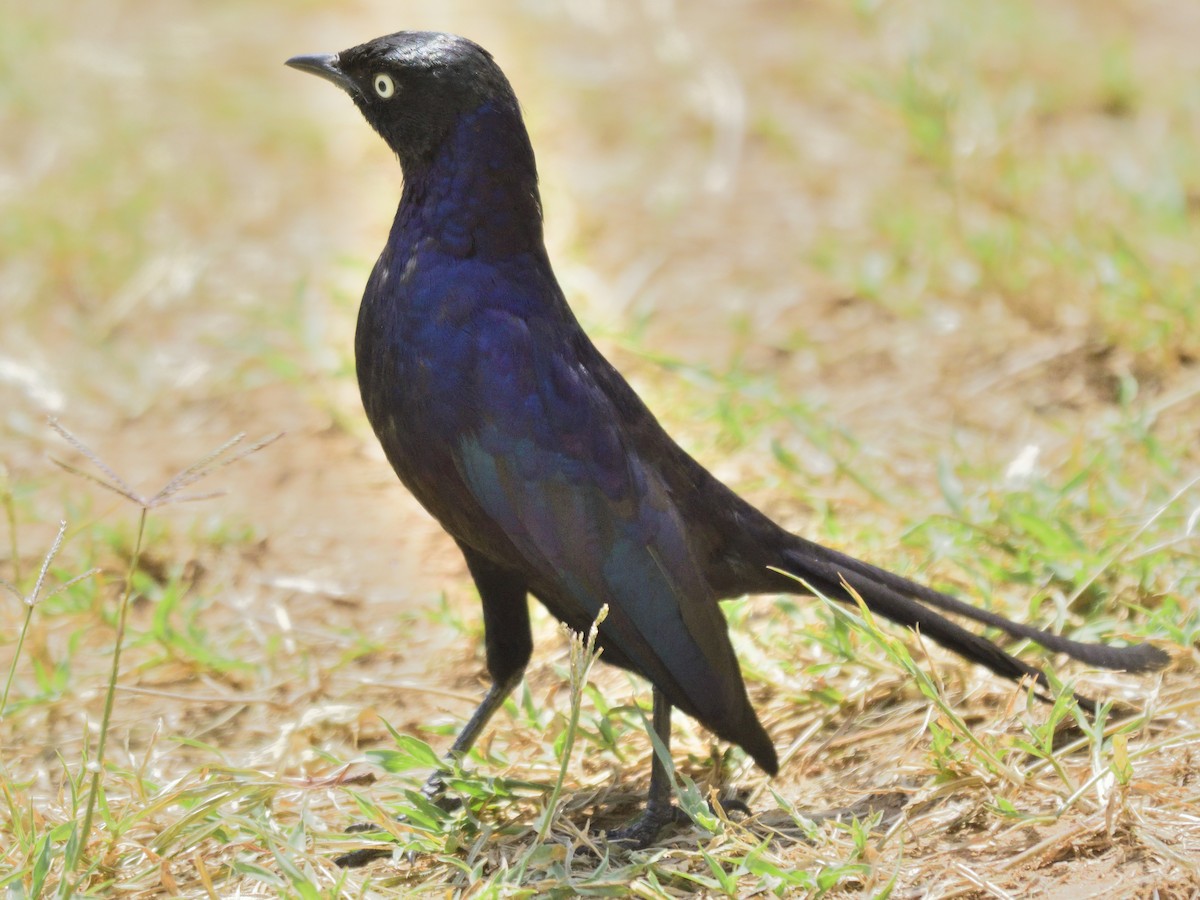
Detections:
287,31,1168,855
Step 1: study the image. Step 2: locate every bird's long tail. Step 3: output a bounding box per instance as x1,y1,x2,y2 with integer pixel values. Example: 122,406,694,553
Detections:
778,536,1168,709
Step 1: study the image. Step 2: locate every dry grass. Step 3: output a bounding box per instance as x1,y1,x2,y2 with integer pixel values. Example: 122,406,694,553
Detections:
2,0,1198,896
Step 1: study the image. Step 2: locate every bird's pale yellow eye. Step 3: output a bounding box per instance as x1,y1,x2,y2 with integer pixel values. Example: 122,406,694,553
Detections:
373,73,395,98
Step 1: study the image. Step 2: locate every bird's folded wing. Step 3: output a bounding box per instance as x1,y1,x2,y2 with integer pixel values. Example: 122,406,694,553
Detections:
451,310,750,733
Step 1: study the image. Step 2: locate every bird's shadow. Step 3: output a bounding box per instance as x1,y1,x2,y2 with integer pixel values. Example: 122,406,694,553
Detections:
332,787,910,868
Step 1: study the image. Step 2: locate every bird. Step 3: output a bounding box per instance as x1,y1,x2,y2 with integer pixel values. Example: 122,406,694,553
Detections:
286,31,1168,855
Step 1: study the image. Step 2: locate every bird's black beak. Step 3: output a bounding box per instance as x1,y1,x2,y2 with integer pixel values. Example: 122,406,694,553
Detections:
285,53,359,97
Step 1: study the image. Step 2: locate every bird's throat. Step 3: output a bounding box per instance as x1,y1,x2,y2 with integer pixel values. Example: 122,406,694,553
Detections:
396,104,545,261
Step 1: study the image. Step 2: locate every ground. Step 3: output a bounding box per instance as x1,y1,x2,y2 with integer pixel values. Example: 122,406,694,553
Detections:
1,1,1198,897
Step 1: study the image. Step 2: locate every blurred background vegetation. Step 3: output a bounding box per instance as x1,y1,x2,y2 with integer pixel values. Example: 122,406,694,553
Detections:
2,0,1197,895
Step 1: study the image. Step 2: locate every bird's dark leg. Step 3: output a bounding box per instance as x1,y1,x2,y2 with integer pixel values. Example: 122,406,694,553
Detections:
606,688,689,848
336,548,531,867
419,669,524,802
421,545,533,801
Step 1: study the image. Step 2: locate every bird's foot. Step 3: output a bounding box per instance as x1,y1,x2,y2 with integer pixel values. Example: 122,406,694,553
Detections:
604,792,753,850
334,845,394,868
716,793,752,818
334,776,459,868
605,802,692,850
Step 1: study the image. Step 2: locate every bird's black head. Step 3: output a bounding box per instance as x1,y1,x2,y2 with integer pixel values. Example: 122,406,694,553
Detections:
287,31,520,172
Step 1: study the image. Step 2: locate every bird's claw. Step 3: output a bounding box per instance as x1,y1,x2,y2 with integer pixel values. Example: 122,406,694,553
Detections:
334,845,395,868
718,795,752,817
605,794,752,850
333,775,457,867
604,802,692,849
